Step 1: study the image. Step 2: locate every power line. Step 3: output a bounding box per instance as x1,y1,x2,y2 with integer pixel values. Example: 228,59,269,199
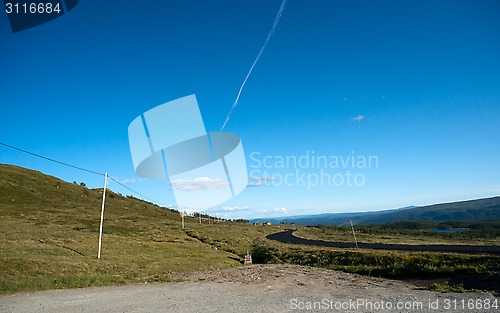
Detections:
107,176,167,207
0,141,167,207
0,142,104,176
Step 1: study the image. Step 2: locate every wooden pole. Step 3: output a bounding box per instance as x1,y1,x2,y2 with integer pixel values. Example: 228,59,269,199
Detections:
350,220,358,248
97,172,108,259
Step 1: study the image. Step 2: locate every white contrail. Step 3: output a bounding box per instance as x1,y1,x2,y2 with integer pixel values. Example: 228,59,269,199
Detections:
220,0,287,131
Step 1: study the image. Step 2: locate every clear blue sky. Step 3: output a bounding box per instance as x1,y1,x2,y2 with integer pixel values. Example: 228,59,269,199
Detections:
1,0,499,219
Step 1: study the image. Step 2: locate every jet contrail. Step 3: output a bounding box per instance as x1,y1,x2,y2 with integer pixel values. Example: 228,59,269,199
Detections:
220,0,287,131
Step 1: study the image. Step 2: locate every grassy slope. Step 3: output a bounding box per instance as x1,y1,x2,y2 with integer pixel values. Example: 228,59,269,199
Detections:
2,164,498,294
0,164,281,293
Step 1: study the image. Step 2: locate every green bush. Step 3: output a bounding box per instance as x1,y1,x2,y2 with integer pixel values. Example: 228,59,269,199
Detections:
251,240,281,264
251,241,499,280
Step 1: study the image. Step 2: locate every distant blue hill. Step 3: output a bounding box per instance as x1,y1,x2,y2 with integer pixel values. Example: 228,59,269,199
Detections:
250,196,500,226
250,206,417,226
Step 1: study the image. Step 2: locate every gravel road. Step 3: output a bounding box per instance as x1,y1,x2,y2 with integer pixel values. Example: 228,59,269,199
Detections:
1,264,497,313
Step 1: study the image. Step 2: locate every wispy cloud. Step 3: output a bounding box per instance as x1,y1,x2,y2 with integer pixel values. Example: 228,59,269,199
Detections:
220,0,288,131
273,207,287,212
120,178,146,184
248,175,276,187
170,177,229,192
352,115,365,122
199,205,253,217
217,206,250,212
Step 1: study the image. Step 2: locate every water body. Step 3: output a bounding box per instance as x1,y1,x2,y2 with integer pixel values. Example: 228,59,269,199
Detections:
431,229,471,233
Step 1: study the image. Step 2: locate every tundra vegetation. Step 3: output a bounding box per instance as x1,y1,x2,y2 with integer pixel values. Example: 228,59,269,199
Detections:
0,164,498,294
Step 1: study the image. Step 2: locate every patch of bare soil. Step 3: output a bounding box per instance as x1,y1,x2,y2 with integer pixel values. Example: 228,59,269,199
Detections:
170,264,404,290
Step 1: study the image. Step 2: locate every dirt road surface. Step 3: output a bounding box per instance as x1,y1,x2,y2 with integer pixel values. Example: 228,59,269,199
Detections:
1,264,497,312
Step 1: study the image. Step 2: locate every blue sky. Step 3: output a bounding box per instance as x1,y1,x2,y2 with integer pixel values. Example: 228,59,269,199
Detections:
1,0,499,219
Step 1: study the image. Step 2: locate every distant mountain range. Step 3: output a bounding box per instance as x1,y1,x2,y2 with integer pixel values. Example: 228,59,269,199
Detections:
250,197,500,226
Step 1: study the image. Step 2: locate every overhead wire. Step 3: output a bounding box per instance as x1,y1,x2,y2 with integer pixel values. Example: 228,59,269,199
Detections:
0,142,104,177
0,141,168,207
107,175,167,206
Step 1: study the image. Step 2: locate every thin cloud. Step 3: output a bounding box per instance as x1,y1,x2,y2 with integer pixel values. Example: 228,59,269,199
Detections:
352,115,365,122
220,206,252,212
120,178,146,184
248,175,277,187
200,205,253,217
170,177,229,192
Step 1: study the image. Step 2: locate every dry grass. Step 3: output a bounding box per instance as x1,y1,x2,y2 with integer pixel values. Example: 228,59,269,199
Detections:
2,164,497,295
0,164,280,294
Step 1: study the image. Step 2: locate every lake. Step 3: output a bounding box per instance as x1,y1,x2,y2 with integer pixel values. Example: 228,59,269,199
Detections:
431,229,471,233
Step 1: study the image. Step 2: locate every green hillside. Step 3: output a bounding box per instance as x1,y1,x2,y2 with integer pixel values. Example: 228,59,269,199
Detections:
2,164,499,294
0,164,280,293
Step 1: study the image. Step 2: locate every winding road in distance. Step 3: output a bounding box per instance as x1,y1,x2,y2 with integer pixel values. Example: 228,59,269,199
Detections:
266,229,500,255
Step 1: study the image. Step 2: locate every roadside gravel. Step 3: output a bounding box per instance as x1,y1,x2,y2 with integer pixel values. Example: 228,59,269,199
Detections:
1,264,497,312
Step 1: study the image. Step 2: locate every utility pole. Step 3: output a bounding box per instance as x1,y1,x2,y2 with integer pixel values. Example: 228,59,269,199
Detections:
350,220,358,248
97,172,108,259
